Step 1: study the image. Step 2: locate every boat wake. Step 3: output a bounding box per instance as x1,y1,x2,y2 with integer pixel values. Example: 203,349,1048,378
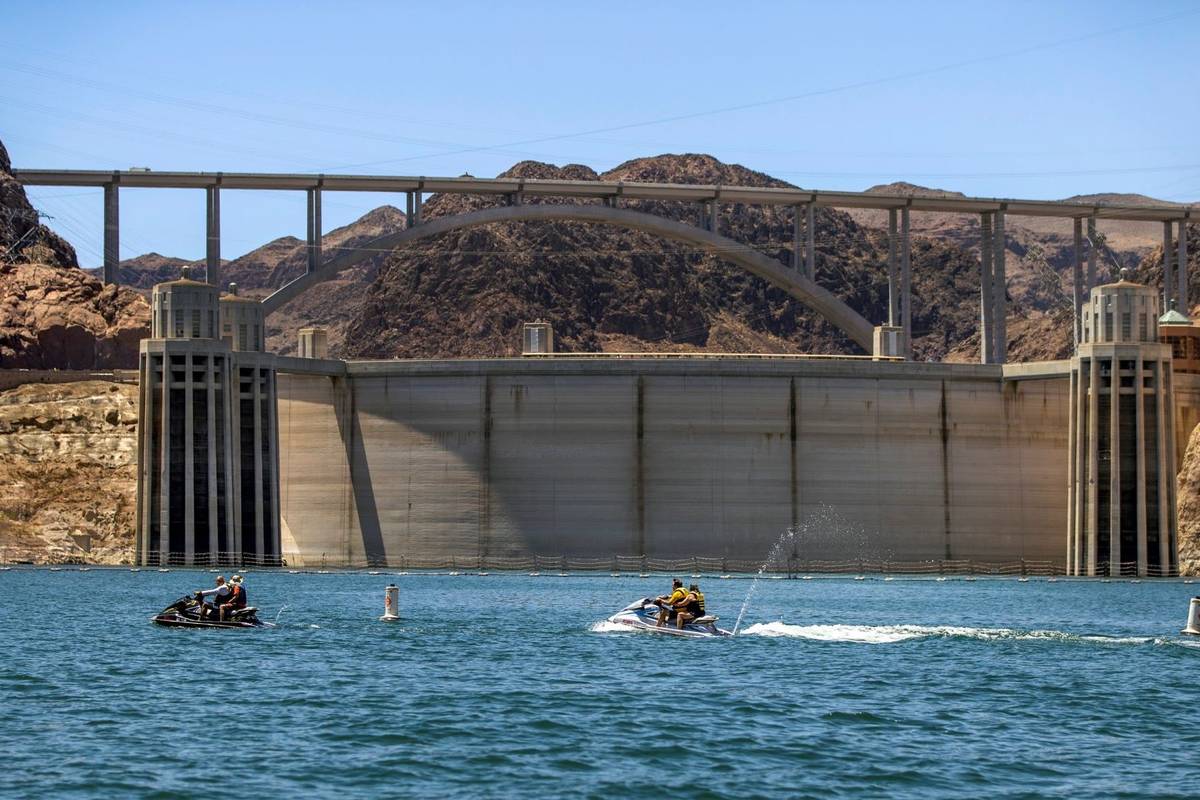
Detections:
736,621,1199,647
588,620,627,633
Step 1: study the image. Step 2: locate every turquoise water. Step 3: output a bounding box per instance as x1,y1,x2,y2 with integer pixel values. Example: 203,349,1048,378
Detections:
2,569,1199,798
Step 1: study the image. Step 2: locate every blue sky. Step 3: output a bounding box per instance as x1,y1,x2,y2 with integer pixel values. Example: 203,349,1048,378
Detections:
3,0,1198,264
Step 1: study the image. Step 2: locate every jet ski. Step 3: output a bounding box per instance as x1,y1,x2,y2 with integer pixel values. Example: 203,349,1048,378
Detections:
151,594,270,629
605,597,731,638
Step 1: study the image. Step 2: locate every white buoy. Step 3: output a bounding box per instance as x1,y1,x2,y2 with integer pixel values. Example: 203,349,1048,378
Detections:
1182,597,1200,636
380,583,400,622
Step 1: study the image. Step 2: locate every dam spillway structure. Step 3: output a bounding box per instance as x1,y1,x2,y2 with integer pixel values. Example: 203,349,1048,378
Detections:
134,269,280,567
1067,272,1178,577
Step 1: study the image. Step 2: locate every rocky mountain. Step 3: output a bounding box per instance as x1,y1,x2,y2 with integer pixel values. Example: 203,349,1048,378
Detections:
339,155,987,361
89,252,202,288
0,140,149,369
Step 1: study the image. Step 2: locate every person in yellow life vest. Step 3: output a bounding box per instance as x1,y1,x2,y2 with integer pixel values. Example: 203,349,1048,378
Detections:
653,578,689,627
675,584,706,629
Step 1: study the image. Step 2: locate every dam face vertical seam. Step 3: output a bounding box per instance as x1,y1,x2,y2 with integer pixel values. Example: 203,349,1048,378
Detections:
940,380,952,559
635,375,645,558
345,377,355,565
790,376,798,536
480,375,492,564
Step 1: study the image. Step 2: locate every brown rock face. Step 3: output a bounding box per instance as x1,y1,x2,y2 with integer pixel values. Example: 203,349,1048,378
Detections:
0,140,77,269
0,380,137,563
0,139,150,368
340,155,985,361
0,261,149,368
1176,422,1200,576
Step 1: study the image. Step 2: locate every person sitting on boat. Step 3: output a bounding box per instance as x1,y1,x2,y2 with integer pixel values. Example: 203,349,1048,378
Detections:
675,583,706,629
219,575,247,622
653,579,689,627
196,575,229,619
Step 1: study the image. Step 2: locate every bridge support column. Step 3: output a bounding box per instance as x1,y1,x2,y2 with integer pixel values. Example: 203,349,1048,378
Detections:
993,208,1007,364
1178,220,1189,312
406,192,414,227
792,206,802,272
979,212,995,364
887,209,899,326
1163,221,1174,309
414,191,423,226
1073,219,1084,344
306,187,322,274
901,207,912,359
206,185,221,287
1087,216,1098,292
103,181,119,285
709,199,718,235
806,203,815,279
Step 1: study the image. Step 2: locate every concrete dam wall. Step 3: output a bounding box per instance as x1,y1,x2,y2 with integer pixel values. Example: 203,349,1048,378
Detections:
275,358,1071,568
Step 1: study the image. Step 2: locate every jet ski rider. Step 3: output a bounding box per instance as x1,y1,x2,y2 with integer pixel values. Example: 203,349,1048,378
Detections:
196,575,230,620
653,579,689,627
219,575,247,622
675,583,706,629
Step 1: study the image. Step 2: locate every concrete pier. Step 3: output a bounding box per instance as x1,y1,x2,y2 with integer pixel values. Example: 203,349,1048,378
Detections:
979,213,994,364
206,185,221,287
887,209,899,327
901,207,912,359
103,181,118,286
1178,221,1189,310
1073,219,1084,343
306,187,322,274
1164,221,1175,308
992,209,1006,364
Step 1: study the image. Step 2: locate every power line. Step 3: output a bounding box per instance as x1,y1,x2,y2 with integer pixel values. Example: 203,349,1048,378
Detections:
322,8,1199,171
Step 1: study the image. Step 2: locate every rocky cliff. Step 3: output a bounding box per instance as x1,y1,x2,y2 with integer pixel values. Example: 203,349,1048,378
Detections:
0,380,137,563
0,140,150,369
1175,423,1200,576
0,140,77,269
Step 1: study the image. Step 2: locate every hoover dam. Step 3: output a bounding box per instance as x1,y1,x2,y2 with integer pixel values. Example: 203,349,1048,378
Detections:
16,168,1197,575
274,356,1076,568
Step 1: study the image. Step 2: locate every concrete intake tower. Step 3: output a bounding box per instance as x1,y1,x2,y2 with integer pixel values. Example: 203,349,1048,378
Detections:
134,269,280,566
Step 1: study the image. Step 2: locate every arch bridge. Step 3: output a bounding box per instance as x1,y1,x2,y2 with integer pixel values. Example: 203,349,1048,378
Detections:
15,168,1200,362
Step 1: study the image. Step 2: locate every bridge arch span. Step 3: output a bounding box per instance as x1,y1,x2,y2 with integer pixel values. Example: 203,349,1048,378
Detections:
263,203,875,351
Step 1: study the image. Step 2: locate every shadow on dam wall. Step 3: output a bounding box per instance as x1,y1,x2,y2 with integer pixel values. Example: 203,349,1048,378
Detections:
276,360,1072,567
334,378,386,565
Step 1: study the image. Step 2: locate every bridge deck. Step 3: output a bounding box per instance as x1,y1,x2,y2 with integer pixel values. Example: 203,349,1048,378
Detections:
13,168,1195,221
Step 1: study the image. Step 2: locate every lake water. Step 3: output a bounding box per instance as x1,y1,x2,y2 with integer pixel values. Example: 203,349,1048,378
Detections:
2,569,1199,798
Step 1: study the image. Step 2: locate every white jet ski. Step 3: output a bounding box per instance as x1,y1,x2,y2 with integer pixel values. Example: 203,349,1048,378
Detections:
605,597,731,638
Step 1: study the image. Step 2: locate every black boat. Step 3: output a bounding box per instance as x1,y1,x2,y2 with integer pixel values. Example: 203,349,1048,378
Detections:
151,594,270,629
